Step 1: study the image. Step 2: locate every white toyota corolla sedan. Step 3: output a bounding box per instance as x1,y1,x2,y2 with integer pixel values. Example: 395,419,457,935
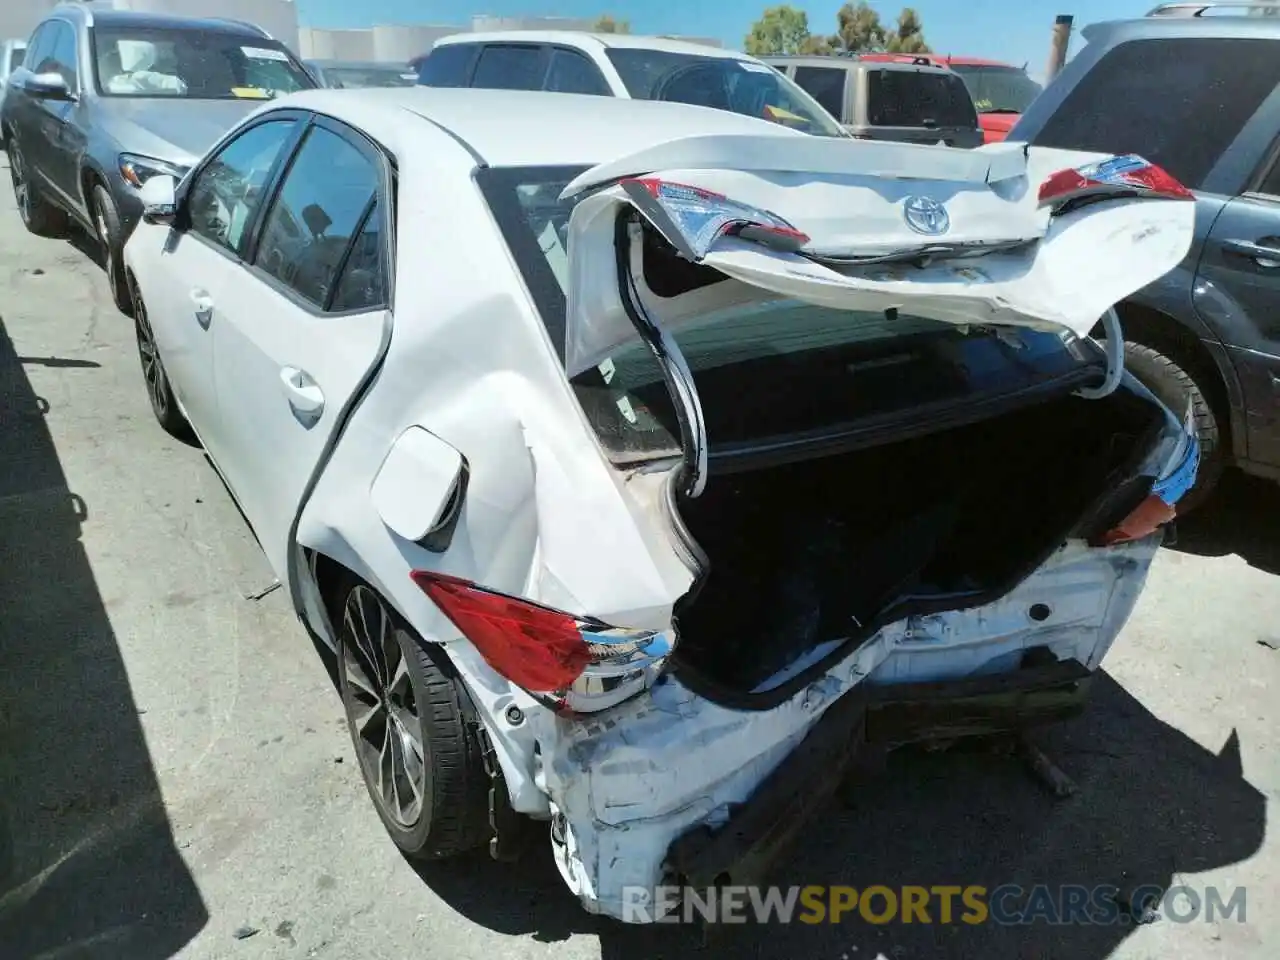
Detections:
123,87,1200,921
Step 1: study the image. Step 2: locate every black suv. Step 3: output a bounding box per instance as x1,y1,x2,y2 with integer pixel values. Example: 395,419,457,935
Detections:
1,4,315,313
1012,2,1280,508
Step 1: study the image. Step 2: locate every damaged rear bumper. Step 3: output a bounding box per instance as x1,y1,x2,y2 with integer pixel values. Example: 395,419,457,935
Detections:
542,536,1159,921
666,658,1091,892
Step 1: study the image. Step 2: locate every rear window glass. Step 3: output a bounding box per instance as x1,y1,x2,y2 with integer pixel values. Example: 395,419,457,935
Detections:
604,49,847,137
478,166,1092,463
323,66,416,89
470,44,544,91
417,43,475,87
792,66,847,120
949,64,1041,114
866,70,978,128
1031,38,1280,190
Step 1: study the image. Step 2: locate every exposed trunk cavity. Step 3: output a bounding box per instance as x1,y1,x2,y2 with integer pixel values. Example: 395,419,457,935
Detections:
669,387,1166,700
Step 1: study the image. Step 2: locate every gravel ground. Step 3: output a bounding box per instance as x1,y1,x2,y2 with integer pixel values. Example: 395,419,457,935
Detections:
1,157,1278,960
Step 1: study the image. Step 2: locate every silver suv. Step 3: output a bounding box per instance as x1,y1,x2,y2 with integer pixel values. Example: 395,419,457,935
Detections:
763,54,983,148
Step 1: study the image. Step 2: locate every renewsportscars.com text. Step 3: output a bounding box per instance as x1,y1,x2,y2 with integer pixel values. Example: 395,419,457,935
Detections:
621,884,1248,925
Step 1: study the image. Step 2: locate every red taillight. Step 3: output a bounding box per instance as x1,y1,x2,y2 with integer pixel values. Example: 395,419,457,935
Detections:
620,176,810,260
1091,494,1178,547
411,571,590,692
1038,154,1193,210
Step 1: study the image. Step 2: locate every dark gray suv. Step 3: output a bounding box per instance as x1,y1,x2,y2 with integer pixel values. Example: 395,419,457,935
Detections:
1012,2,1280,509
1,4,315,313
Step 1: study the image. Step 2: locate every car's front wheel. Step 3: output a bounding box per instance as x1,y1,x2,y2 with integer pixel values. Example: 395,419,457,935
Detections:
335,576,490,859
92,182,133,315
131,279,192,440
8,141,67,237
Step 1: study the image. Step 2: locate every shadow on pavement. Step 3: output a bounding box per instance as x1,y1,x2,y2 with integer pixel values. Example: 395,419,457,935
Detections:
413,676,1264,958
1166,469,1280,577
0,317,207,956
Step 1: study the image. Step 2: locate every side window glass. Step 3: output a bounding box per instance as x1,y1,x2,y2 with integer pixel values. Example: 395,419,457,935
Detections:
793,66,846,120
330,201,386,312
417,43,476,87
1256,155,1280,198
544,49,610,96
254,125,379,309
471,44,545,91
187,119,297,254
48,23,78,89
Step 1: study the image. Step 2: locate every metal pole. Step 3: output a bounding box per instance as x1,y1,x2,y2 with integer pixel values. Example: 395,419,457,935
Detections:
1045,14,1074,83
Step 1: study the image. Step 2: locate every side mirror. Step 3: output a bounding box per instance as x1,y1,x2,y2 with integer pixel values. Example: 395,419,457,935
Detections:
139,175,177,226
23,71,73,102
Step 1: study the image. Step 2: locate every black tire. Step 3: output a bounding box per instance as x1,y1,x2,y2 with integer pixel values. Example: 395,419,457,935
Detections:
130,277,193,441
334,574,490,860
1123,340,1224,513
91,182,132,315
8,142,67,237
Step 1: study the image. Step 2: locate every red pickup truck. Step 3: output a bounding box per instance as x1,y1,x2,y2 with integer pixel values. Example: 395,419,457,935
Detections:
859,54,1043,143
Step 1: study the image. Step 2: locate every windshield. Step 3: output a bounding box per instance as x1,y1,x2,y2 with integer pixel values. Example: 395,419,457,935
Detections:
949,64,1042,114
604,49,848,138
91,27,313,99
7,45,25,75
478,166,1091,463
322,65,417,89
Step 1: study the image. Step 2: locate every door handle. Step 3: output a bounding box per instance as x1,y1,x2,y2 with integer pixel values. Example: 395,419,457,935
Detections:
189,289,214,327
279,366,325,419
1222,238,1280,269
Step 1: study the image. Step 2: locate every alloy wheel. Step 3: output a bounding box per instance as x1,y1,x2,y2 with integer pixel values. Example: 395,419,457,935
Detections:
132,290,169,420
341,585,426,828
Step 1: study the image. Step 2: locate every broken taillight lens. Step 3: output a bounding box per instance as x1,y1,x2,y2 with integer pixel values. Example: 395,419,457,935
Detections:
1038,154,1193,212
410,571,674,711
619,177,810,262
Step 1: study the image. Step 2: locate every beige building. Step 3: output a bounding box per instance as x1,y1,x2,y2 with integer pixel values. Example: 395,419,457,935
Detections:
1,3,721,65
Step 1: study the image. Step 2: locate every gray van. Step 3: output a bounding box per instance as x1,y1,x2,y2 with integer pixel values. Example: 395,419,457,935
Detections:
763,54,982,148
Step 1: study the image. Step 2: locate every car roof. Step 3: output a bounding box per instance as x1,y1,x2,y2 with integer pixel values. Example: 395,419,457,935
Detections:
307,60,409,70
53,3,271,38
271,87,802,167
762,54,957,74
1081,8,1280,43
434,30,748,60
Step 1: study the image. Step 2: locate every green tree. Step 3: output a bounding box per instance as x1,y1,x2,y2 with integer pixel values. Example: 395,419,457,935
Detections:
593,14,630,33
799,33,836,55
835,1,886,53
744,5,814,55
885,8,930,53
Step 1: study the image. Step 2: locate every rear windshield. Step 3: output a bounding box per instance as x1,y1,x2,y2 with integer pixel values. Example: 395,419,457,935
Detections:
91,27,314,100
479,166,1093,463
322,65,416,89
604,49,848,138
949,64,1041,114
7,45,25,75
866,70,978,128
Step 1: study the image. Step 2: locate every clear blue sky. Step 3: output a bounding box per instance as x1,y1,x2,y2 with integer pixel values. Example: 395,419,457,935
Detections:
295,0,1159,74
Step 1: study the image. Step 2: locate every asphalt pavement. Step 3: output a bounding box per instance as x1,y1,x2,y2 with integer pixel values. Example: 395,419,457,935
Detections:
1,157,1278,960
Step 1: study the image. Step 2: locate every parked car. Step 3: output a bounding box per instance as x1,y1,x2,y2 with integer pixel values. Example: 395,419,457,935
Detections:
861,53,1043,143
122,86,1198,921
305,59,418,89
1012,0,1280,508
0,4,315,313
762,54,983,148
415,31,849,137
0,38,26,123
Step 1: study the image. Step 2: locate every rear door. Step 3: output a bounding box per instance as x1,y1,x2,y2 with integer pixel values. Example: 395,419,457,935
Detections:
859,67,982,148
1195,168,1280,469
209,115,391,582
